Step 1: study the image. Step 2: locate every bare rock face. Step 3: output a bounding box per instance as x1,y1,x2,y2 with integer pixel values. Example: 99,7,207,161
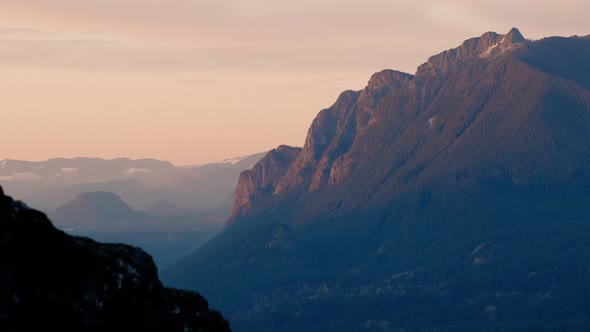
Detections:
275,90,360,194
417,28,528,76
0,186,230,332
274,70,416,193
229,31,529,219
227,28,588,226
229,146,301,223
228,69,416,218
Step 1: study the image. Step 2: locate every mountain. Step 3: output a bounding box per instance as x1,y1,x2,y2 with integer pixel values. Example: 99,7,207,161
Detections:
0,186,230,332
0,153,266,214
54,191,141,227
163,29,590,331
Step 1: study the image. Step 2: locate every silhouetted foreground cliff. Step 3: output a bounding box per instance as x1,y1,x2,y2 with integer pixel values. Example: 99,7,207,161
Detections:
0,186,230,332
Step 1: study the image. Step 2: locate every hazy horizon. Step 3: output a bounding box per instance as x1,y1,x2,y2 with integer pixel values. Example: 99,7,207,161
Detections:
0,152,265,167
1,0,589,164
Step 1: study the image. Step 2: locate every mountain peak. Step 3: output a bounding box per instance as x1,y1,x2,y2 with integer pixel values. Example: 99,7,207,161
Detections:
478,28,527,58
417,28,528,74
506,27,526,43
54,191,139,226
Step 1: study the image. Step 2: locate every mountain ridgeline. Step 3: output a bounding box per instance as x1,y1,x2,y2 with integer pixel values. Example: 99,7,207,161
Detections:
228,28,590,220
0,153,265,215
164,29,590,331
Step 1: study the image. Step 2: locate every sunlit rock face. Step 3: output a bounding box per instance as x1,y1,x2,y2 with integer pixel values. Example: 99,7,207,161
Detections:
229,28,535,219
229,145,301,223
167,29,590,332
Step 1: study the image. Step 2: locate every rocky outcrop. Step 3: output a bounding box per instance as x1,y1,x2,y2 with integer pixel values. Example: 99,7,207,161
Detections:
416,27,528,76
229,146,301,223
0,186,230,332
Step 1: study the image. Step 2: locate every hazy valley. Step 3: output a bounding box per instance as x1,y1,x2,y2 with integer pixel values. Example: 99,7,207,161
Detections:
0,154,264,267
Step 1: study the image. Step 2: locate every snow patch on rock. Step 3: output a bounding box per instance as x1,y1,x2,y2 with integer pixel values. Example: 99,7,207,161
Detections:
56,167,79,177
126,168,152,175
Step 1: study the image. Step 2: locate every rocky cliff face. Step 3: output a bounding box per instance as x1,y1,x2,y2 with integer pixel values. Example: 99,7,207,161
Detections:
229,145,301,223
230,29,533,220
274,70,416,195
416,27,527,76
0,186,230,332
228,69,417,221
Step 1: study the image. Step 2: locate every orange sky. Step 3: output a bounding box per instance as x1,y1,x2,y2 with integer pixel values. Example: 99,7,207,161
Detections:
1,0,589,165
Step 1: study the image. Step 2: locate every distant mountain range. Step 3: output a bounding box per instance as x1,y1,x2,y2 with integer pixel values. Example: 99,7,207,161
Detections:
0,157,177,187
163,28,590,331
0,153,266,216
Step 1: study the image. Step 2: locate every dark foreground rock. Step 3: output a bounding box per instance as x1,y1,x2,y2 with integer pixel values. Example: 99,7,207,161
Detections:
0,186,230,332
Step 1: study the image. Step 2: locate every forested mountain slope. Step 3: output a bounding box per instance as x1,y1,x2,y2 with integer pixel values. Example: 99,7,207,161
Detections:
164,29,590,332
